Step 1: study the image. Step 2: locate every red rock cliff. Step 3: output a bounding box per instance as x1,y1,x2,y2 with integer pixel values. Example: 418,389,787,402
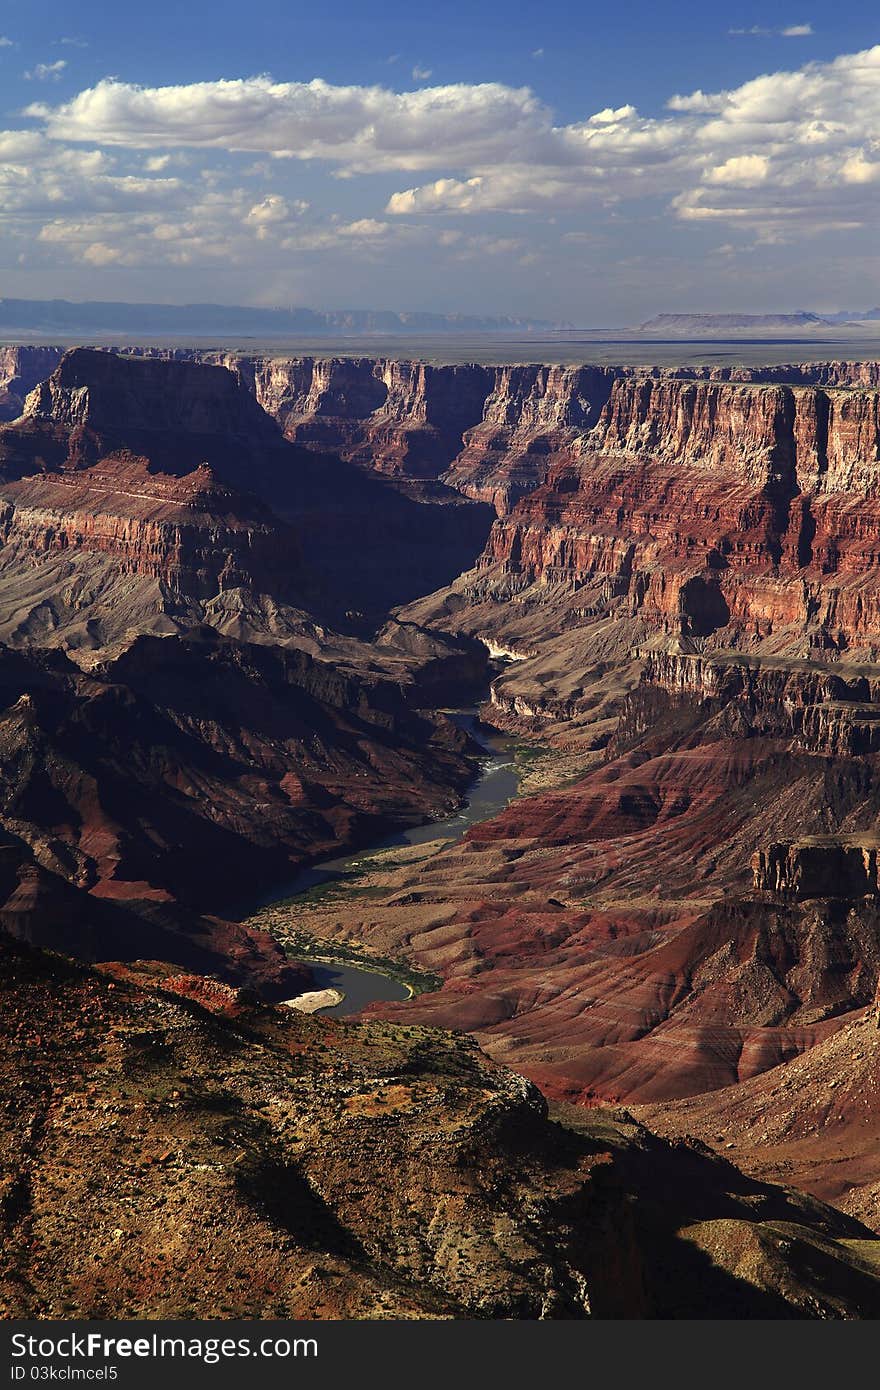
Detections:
481,375,880,655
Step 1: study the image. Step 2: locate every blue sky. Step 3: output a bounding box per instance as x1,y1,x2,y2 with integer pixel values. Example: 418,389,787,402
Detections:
1,1,879,320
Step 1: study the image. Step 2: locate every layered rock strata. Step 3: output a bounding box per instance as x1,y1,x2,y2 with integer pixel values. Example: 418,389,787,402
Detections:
161,351,880,518
0,350,495,654
477,377,880,656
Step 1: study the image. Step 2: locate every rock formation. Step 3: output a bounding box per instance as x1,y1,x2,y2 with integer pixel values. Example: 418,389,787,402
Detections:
0,629,481,989
0,345,64,421
475,377,880,657
4,933,880,1319
752,839,880,898
0,349,495,654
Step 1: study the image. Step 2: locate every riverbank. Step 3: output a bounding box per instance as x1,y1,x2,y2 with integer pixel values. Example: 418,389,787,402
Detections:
245,712,521,1014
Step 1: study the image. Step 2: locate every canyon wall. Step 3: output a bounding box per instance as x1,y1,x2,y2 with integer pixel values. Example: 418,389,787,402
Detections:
0,350,496,649
203,354,880,521
478,377,880,656
0,345,64,421
751,840,880,898
118,342,880,670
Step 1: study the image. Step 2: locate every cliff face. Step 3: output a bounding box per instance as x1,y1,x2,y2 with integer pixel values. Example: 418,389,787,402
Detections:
630,650,880,757
752,840,880,898
0,349,495,650
0,463,298,605
0,351,312,645
704,361,880,390
23,347,283,447
247,356,493,481
479,376,880,655
104,350,880,549
444,365,616,511
0,346,65,422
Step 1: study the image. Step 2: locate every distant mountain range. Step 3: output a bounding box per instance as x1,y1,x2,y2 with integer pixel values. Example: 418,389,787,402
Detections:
817,308,880,325
638,311,880,334
0,298,567,337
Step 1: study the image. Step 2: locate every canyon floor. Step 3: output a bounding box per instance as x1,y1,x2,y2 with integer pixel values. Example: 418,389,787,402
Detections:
3,345,880,1317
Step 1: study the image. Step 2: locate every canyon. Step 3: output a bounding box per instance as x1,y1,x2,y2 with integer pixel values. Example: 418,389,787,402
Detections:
3,344,880,1316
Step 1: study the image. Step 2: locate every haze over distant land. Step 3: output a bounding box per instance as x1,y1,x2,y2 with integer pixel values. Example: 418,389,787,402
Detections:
638,311,880,334
3,297,880,345
4,299,880,371
0,298,566,337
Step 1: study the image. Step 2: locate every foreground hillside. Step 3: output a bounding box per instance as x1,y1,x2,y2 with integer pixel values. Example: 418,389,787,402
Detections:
3,936,880,1320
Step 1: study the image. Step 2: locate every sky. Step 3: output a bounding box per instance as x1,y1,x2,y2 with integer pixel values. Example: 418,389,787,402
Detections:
0,0,879,323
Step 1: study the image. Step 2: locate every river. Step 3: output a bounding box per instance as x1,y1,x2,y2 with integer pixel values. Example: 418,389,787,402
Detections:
260,710,521,1016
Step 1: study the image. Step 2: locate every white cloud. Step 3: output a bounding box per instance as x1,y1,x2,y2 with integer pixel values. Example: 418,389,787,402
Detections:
381,44,880,234
25,59,67,81
666,89,724,114
81,241,132,266
387,177,484,213
705,154,770,185
245,192,293,224
412,65,432,81
244,191,309,238
336,217,391,237
28,75,549,173
8,41,880,285
841,153,880,184
0,130,187,232
0,36,13,48
729,24,814,38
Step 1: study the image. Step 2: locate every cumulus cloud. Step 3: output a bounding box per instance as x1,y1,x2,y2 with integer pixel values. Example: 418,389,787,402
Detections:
244,192,310,239
336,217,392,237
27,76,550,173
8,41,880,282
245,192,294,224
704,154,770,185
0,128,194,271
381,44,880,233
0,36,13,48
36,190,267,269
25,59,67,81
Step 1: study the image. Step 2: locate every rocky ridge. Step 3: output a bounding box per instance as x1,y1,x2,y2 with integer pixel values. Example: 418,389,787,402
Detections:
4,934,880,1320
